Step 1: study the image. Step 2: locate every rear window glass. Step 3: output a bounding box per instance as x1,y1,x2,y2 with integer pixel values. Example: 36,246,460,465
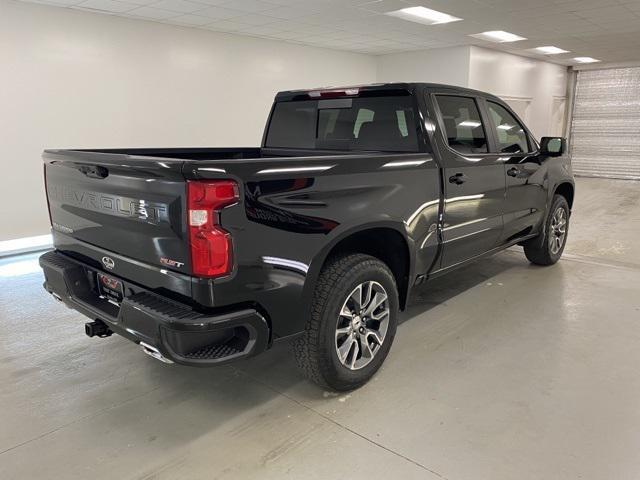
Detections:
435,95,488,154
265,96,420,152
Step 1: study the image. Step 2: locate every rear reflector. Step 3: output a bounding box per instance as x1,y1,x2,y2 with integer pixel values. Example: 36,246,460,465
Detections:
187,180,239,278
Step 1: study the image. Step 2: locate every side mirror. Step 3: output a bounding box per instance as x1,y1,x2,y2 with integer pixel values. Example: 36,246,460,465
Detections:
540,137,566,156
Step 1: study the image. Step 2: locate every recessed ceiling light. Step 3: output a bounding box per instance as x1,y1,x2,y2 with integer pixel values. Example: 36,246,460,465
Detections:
386,6,462,26
534,46,570,55
470,31,527,43
573,57,601,63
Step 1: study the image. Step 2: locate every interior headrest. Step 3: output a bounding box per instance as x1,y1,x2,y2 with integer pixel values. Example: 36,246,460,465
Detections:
358,119,402,143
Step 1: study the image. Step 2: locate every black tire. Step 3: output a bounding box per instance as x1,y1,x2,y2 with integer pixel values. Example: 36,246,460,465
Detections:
293,253,399,391
524,195,570,266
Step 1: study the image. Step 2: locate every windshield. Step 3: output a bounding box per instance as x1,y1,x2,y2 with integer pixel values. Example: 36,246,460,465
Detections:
265,95,421,152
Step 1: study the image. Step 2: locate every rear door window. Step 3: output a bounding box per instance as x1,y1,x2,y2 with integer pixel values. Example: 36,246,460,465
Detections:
435,95,488,154
265,96,420,152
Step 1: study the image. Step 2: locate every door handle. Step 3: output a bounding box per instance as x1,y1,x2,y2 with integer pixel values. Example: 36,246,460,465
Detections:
449,173,467,185
507,167,520,177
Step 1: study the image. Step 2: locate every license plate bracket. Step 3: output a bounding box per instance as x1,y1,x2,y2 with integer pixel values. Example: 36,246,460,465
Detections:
97,272,124,305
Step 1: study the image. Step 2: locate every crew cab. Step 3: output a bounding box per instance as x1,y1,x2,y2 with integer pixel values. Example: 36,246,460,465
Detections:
40,83,574,390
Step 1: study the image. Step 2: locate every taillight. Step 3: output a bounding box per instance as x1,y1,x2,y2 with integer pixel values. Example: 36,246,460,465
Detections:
187,180,239,278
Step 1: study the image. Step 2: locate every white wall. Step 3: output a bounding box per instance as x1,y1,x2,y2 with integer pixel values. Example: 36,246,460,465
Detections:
0,0,377,240
0,1,569,242
376,46,471,87
377,44,568,139
468,46,568,139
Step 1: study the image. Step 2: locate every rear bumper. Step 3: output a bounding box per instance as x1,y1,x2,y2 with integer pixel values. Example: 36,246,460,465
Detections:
39,250,270,366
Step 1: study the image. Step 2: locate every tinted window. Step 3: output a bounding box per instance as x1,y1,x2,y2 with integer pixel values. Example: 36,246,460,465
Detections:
435,95,488,154
265,96,420,152
264,102,316,149
487,101,530,153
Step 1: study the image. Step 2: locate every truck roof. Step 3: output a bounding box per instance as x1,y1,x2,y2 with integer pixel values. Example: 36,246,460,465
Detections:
275,82,503,102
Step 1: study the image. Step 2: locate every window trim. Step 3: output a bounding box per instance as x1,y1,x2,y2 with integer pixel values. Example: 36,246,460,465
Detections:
432,93,491,157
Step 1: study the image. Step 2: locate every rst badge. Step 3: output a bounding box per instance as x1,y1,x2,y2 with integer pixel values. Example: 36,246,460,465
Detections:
160,257,185,268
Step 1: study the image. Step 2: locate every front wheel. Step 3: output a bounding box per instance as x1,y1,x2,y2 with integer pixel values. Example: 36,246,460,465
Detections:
293,254,399,391
524,195,570,265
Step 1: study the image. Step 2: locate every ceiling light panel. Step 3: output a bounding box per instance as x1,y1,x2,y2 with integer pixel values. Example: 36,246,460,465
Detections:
573,57,601,63
534,46,570,55
386,7,462,26
470,30,527,43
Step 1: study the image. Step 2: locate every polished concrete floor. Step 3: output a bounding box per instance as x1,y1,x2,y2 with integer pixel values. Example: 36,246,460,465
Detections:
1,177,639,479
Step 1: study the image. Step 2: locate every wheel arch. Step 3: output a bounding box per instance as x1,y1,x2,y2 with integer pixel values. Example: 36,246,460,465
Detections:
554,182,575,210
302,222,415,314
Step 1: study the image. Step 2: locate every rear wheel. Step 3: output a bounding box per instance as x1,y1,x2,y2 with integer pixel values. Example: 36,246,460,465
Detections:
524,195,570,265
293,254,399,391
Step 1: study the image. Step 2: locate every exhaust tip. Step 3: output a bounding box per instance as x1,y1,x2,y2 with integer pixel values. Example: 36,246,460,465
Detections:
140,342,174,364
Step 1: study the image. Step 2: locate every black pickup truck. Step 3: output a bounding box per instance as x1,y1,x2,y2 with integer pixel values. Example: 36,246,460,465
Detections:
40,83,574,390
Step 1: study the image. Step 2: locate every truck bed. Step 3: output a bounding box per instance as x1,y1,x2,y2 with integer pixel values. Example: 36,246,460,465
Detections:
43,146,436,306
62,146,361,161
69,147,263,160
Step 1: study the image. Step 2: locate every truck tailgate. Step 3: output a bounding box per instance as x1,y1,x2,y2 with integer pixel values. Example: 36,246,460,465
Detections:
44,150,190,273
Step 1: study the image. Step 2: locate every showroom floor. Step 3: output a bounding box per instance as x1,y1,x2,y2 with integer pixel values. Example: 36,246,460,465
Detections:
1,177,639,480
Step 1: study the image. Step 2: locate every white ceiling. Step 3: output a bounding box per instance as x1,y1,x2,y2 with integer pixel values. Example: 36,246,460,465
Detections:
18,0,640,64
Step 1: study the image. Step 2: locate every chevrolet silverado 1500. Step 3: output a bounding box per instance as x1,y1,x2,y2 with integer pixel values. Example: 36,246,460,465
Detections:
40,83,574,390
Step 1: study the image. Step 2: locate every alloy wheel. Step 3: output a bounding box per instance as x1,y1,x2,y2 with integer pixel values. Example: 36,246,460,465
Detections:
335,281,390,370
549,206,567,255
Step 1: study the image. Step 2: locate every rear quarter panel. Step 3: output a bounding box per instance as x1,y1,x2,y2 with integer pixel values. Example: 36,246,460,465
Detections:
185,153,440,338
